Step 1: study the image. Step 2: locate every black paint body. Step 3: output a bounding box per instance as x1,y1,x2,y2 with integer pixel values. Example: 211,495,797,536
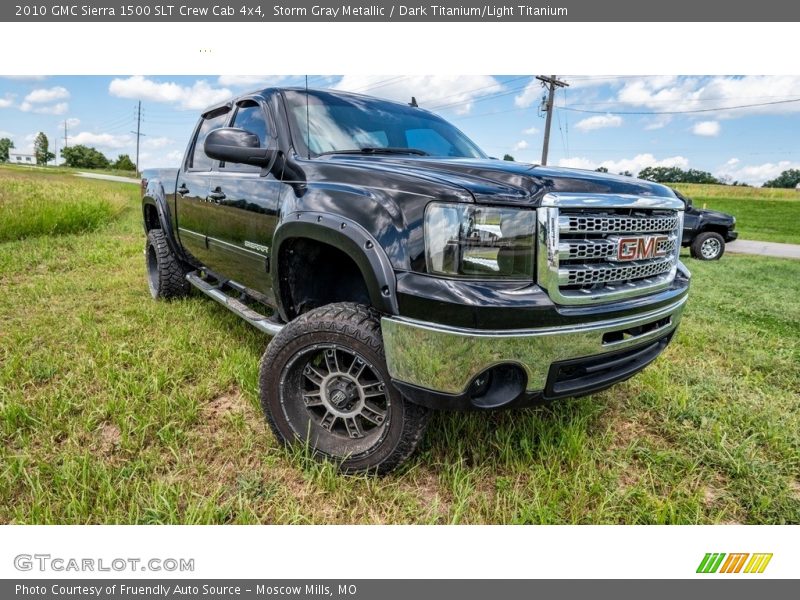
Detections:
142,88,688,331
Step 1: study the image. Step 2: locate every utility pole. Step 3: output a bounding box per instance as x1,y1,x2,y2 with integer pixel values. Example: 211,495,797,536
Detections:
133,101,142,176
63,119,69,149
536,75,568,166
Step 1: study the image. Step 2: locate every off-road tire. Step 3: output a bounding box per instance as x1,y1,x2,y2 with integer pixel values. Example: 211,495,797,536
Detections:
690,231,725,261
145,228,191,299
259,302,430,475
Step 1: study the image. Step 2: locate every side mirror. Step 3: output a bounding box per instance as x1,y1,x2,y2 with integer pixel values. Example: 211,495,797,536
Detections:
204,127,275,167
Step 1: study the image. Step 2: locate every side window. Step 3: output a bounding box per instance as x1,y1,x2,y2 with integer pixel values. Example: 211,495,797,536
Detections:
232,102,270,145
225,101,271,171
190,110,229,170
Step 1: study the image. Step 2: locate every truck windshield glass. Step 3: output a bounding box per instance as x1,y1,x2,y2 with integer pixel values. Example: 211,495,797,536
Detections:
284,90,487,159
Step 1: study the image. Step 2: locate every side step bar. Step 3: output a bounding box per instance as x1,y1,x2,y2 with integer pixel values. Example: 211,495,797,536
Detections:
186,272,285,336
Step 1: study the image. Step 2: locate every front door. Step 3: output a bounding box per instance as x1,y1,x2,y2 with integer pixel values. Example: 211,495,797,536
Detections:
204,99,281,299
175,107,231,267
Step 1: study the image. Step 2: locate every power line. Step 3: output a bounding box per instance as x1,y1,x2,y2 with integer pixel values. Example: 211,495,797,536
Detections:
428,81,537,111
345,76,409,94
426,76,531,110
558,97,800,115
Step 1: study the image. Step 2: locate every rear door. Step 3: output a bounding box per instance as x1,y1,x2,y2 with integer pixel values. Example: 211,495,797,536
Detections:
175,107,231,266
204,98,281,298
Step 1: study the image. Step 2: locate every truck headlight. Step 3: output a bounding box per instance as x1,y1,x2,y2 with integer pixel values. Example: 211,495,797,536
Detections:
424,203,536,279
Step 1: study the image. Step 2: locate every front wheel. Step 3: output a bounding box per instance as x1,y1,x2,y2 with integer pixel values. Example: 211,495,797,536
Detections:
690,231,725,261
259,303,429,475
145,229,191,299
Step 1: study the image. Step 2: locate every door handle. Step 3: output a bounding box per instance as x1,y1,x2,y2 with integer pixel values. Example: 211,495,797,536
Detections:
208,189,226,203
177,184,189,196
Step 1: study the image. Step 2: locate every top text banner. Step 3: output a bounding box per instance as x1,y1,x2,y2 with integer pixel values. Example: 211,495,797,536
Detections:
4,0,800,22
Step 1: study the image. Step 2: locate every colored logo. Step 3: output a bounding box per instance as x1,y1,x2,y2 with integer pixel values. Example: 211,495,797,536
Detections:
616,235,669,261
696,553,773,574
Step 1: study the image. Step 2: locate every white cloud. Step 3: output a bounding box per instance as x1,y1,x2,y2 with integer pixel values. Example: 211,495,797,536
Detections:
717,159,800,186
514,78,543,108
692,120,721,137
333,75,502,115
522,125,539,135
0,95,14,109
23,86,70,104
0,130,13,138
612,75,800,118
574,114,623,132
1,75,47,81
69,131,133,150
217,75,290,88
109,76,232,110
513,140,529,151
63,117,81,128
20,101,68,115
558,153,689,175
143,136,173,149
643,115,672,130
165,150,184,164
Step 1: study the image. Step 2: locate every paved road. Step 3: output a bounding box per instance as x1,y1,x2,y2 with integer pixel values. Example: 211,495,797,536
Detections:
76,172,140,184
726,239,800,259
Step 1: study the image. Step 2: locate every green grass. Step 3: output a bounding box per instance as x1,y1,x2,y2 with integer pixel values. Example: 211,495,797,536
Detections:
0,171,798,524
0,166,132,242
1,163,139,179
673,183,800,244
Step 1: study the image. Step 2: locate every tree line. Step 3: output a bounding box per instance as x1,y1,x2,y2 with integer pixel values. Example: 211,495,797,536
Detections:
0,132,135,172
594,165,799,189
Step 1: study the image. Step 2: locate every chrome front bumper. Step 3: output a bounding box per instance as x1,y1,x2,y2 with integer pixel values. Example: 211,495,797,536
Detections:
382,292,688,400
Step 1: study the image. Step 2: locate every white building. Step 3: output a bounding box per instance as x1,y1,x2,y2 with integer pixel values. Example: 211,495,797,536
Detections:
8,151,36,165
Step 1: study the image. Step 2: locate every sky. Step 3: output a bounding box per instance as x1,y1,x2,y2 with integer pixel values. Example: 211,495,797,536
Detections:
0,74,798,185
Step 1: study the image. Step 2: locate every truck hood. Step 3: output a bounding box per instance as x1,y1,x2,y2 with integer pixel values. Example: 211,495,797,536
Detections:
318,156,676,205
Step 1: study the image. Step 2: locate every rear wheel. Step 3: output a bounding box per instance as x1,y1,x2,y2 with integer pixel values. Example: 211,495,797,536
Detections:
145,229,191,299
259,303,429,474
690,231,725,261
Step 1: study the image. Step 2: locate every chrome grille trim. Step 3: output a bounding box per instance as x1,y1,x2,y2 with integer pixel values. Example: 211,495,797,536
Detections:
558,235,677,261
558,257,674,286
559,214,678,234
537,193,685,305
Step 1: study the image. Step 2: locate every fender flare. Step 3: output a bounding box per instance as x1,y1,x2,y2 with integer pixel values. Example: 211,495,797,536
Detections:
271,211,399,318
142,190,191,265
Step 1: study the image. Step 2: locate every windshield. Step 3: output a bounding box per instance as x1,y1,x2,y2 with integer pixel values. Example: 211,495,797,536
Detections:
283,90,487,159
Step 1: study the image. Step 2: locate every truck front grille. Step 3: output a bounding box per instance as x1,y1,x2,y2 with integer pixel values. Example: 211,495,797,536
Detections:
537,194,685,305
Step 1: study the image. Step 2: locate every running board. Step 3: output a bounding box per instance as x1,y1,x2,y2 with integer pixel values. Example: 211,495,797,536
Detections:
186,272,285,336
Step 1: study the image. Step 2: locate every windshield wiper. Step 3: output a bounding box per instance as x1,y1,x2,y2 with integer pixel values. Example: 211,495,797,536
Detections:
319,147,429,156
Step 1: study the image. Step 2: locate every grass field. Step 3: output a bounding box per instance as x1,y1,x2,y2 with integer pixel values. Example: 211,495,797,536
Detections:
0,168,130,242
0,170,798,524
674,183,800,244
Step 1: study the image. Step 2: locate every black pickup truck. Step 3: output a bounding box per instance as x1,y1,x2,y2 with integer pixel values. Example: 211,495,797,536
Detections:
142,88,691,473
673,190,738,260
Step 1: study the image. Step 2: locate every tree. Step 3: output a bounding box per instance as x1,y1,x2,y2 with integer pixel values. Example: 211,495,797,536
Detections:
595,166,609,173
60,145,110,169
638,166,719,184
503,154,515,161
763,169,800,189
112,154,136,172
33,132,55,165
619,170,633,177
0,137,13,162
